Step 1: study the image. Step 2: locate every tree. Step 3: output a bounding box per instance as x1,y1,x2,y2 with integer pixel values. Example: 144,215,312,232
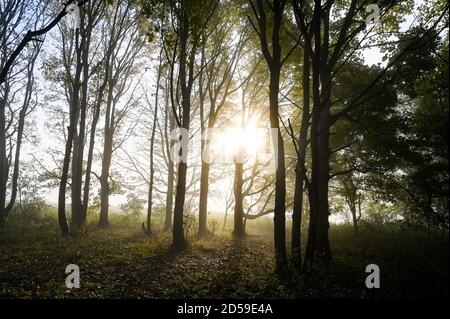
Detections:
0,0,44,226
144,44,164,236
71,0,105,228
197,2,246,237
0,0,89,85
98,0,146,227
387,29,449,229
248,0,294,274
292,0,448,267
43,0,107,234
165,0,217,249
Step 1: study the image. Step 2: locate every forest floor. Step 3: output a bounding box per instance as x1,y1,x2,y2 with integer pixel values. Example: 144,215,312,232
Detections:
0,215,448,299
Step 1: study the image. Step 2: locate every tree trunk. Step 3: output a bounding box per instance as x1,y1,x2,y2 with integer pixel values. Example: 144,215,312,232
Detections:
304,3,322,268
71,115,84,227
233,159,245,239
146,48,162,236
197,148,210,237
305,63,332,265
82,98,100,219
350,204,359,235
82,19,111,220
72,22,91,227
0,94,7,227
58,124,75,236
98,79,115,228
172,161,187,248
98,127,112,228
58,28,82,235
171,5,194,250
316,36,332,262
268,65,288,274
292,45,310,270
316,114,331,262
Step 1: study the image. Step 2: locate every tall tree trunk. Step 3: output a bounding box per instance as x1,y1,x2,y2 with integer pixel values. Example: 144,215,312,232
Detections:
58,29,82,235
146,125,156,236
269,66,288,274
146,48,163,236
98,128,113,228
250,0,288,275
171,5,195,249
197,39,208,238
72,22,92,226
233,158,245,239
316,16,332,261
304,2,321,268
0,93,7,227
304,56,332,265
82,95,101,219
316,107,331,261
292,45,310,269
98,85,114,228
58,124,75,236
71,109,85,227
172,93,190,248
198,158,210,237
172,160,187,248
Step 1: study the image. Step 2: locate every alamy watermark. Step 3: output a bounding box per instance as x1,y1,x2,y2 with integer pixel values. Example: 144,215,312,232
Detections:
366,4,380,27
365,264,380,289
66,1,81,29
65,264,80,289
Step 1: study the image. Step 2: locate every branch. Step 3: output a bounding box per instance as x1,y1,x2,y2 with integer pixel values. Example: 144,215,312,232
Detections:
0,0,89,84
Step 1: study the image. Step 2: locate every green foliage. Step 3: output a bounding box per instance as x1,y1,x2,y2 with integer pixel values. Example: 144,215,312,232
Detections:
390,34,449,228
120,193,145,218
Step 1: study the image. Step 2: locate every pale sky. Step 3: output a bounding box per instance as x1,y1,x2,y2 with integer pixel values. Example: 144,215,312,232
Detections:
19,1,426,218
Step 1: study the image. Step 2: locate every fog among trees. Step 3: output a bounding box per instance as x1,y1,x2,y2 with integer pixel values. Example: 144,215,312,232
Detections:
0,0,448,299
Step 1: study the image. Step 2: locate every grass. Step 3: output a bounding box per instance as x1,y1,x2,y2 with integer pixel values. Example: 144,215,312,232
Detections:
0,213,448,298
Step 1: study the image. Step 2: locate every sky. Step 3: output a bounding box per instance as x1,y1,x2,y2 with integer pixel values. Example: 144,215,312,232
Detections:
18,1,426,220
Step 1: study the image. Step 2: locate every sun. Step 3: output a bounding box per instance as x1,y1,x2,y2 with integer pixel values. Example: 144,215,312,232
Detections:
210,117,267,163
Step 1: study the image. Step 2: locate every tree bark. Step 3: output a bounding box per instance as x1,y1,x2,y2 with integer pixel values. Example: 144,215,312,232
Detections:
198,159,210,237
315,6,332,262
304,1,321,267
291,44,310,270
171,4,194,249
250,0,288,274
98,83,114,228
82,86,102,219
172,161,187,248
0,92,7,227
71,11,92,227
233,159,245,239
270,72,288,273
146,47,163,236
58,28,83,235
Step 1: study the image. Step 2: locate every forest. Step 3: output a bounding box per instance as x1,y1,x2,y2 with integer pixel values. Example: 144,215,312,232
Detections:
0,0,448,299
